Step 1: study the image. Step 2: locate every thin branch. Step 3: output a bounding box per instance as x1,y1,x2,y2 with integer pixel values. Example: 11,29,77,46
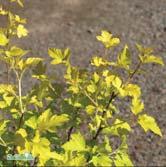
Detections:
67,126,74,141
126,60,142,85
92,92,116,140
18,113,24,130
79,86,98,107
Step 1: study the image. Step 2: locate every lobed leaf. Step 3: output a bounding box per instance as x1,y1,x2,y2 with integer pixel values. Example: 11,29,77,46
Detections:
138,114,162,136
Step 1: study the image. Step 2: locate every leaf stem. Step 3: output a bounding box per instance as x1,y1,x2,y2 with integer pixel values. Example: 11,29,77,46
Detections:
18,77,24,114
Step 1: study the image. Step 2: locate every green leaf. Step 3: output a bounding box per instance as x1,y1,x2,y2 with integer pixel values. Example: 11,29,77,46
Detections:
138,114,162,136
0,32,9,46
37,109,69,133
32,61,46,76
62,133,86,151
117,45,131,69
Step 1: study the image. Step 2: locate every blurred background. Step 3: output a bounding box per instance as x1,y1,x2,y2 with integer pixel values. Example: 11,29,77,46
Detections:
1,0,166,166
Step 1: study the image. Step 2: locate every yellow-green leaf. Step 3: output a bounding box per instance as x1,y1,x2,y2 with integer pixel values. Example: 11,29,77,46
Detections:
117,45,131,69
123,84,141,98
17,24,28,38
103,119,131,136
6,46,28,57
140,55,164,66
92,154,113,166
26,131,58,166
25,116,37,129
25,57,43,66
131,97,144,115
0,84,15,95
138,114,162,136
96,30,120,49
93,72,100,83
48,48,70,65
112,77,122,89
16,128,27,138
67,155,86,166
0,120,9,135
0,32,9,46
37,109,69,133
15,15,26,24
114,152,133,167
87,84,97,93
62,133,86,151
86,105,96,115
105,75,116,87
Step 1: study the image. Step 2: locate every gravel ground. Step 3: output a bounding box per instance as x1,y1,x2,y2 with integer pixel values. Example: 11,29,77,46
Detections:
1,0,166,166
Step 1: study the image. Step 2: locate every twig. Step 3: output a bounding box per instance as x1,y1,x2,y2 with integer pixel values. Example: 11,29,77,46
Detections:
92,92,116,140
67,126,74,141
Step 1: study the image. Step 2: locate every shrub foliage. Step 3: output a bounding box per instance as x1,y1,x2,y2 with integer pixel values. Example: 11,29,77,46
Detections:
0,1,164,166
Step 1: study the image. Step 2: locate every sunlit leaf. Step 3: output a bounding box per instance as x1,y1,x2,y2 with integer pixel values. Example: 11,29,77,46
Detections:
92,154,113,166
17,24,28,38
131,97,144,115
117,45,131,69
62,133,86,151
96,30,120,49
37,109,69,133
86,105,96,115
114,151,133,167
138,114,162,136
140,55,164,66
0,32,9,46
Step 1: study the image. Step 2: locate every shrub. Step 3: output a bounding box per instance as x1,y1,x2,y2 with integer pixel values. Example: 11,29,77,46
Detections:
0,1,164,166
